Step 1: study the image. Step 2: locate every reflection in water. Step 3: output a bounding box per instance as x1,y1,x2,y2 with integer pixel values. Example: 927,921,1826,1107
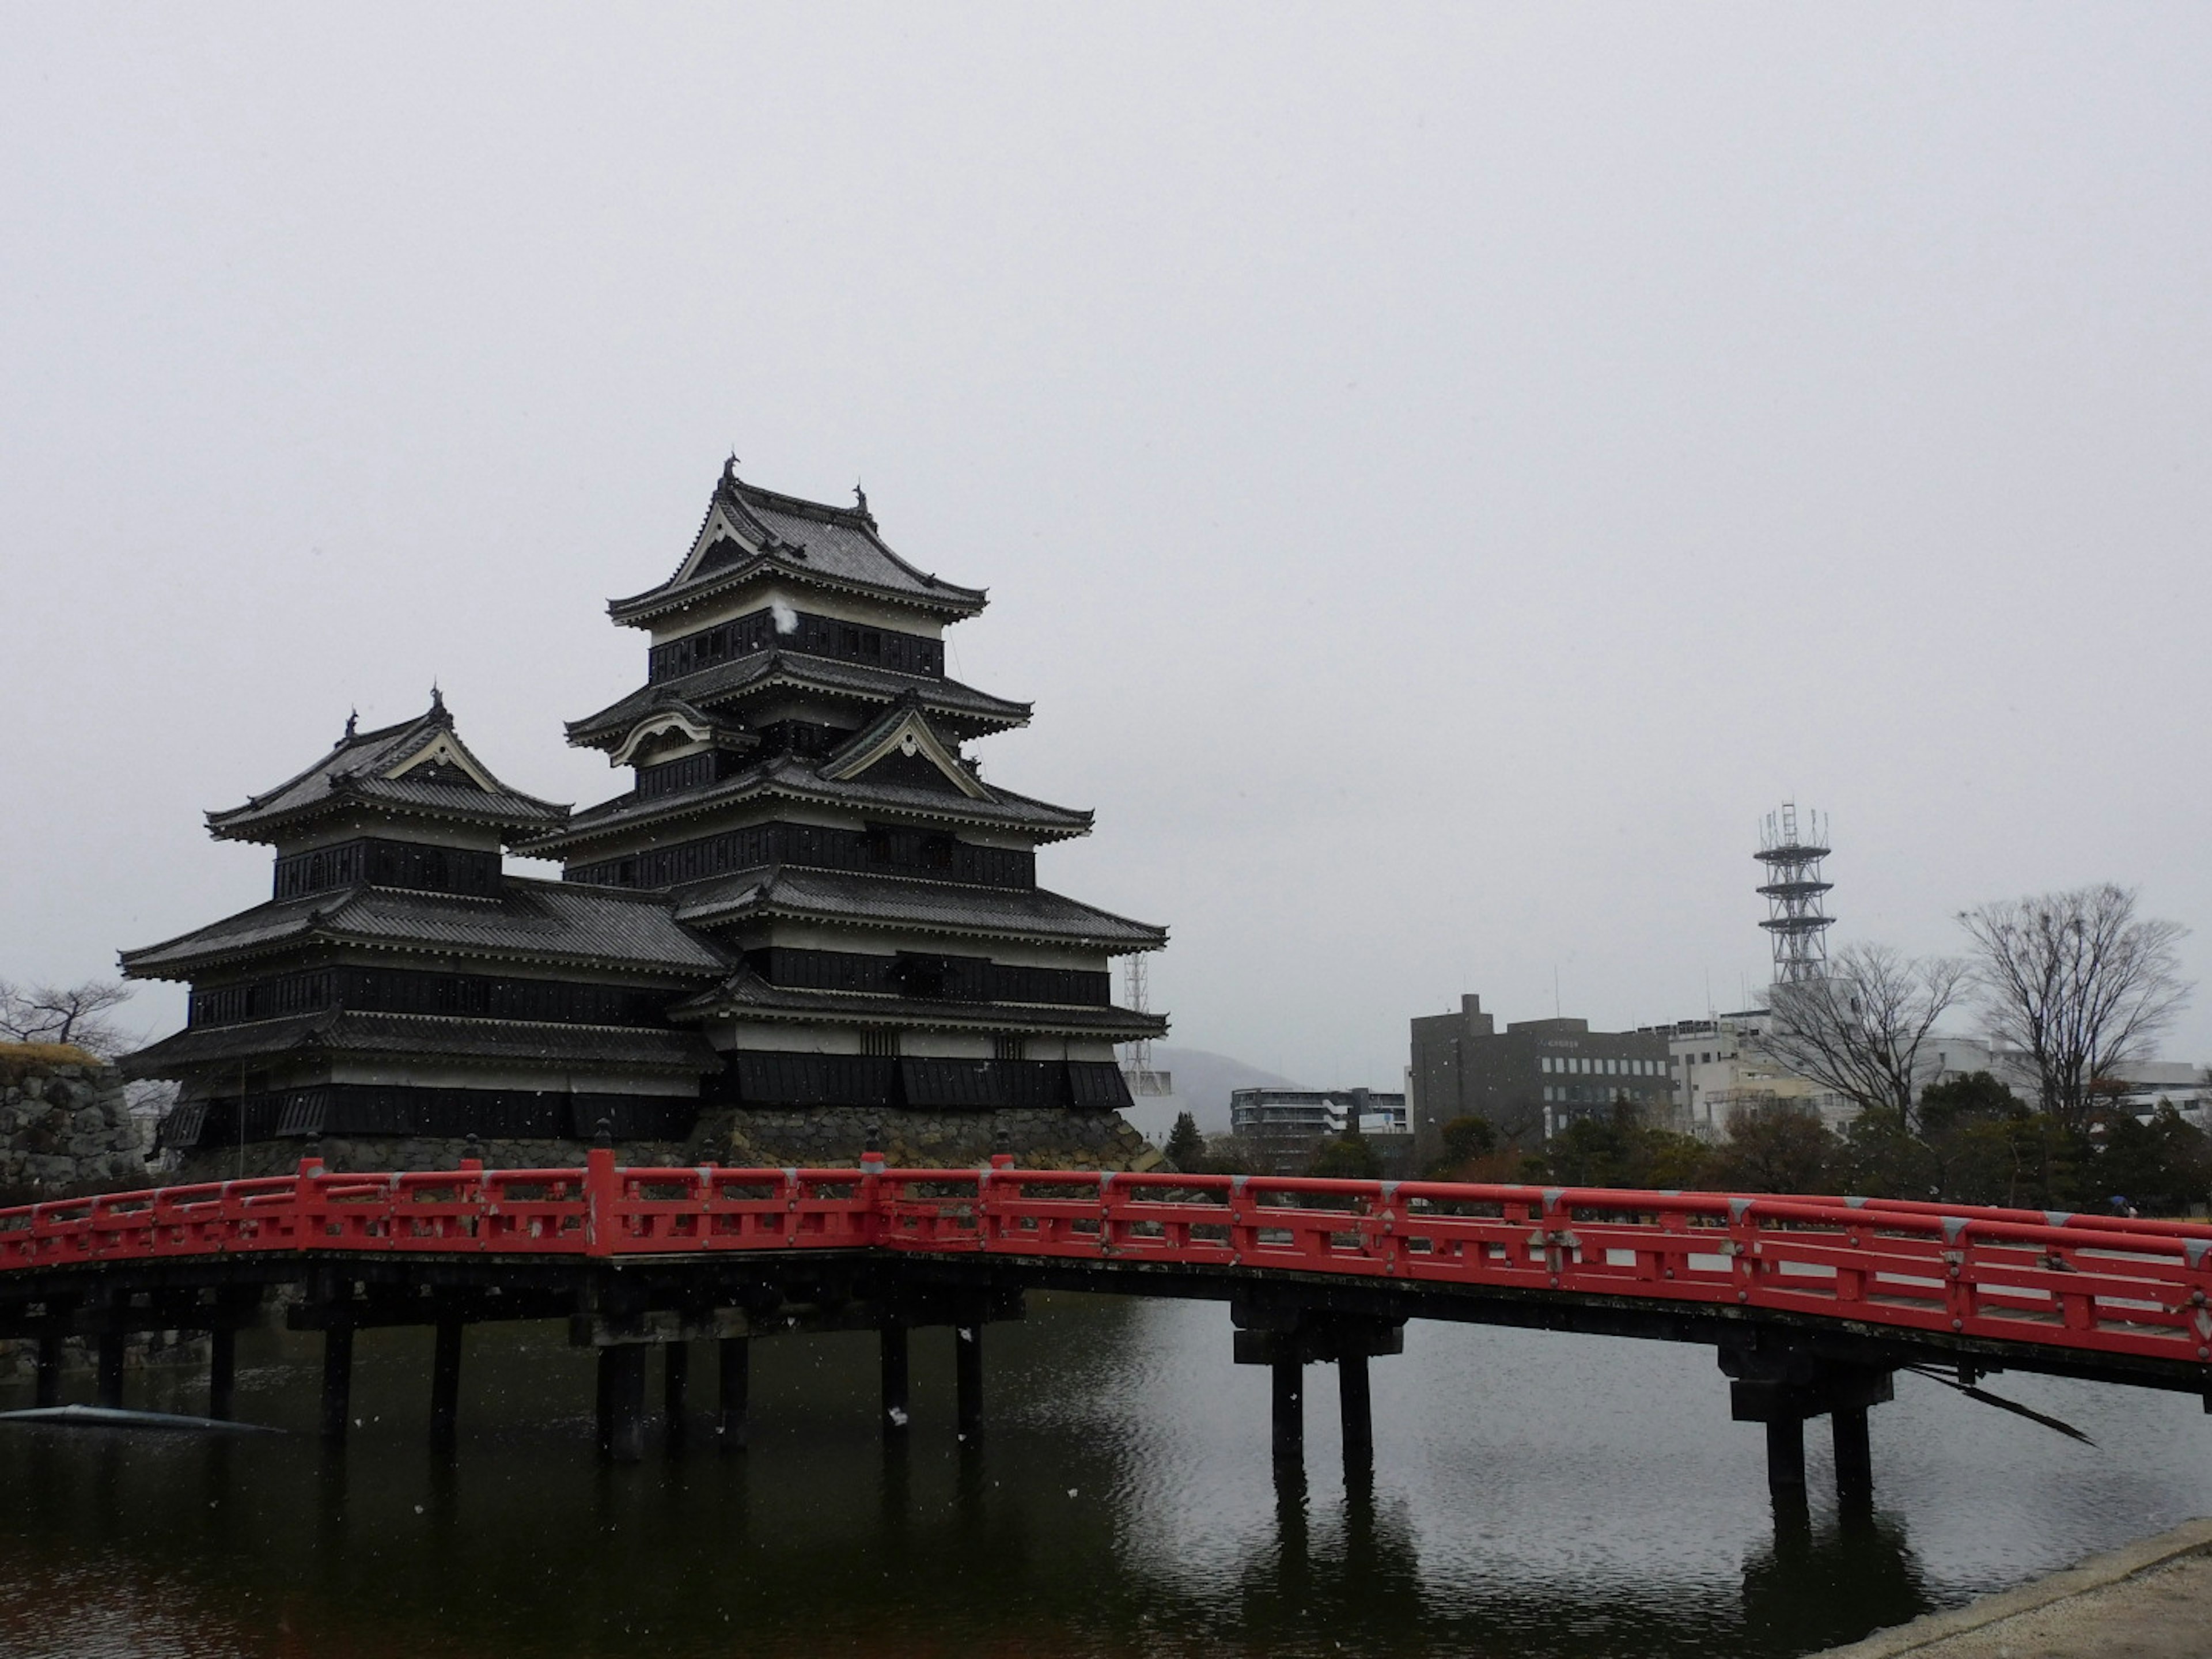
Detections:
1742,1508,1929,1655
0,1293,2207,1658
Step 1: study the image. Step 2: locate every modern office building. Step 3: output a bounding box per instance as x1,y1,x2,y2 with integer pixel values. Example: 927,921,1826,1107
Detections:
1642,1011,1847,1138
1407,994,1671,1160
1229,1086,1410,1173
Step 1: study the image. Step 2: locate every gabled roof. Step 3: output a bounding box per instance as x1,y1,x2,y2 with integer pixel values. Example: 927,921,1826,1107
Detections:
565,651,1032,752
608,462,987,627
122,1010,720,1081
603,698,761,768
819,698,991,800
119,878,729,980
516,745,1093,859
206,695,570,845
668,964,1168,1039
670,863,1167,952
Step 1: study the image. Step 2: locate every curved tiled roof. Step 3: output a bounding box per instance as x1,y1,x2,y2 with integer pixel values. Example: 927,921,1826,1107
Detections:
672,864,1166,951
565,651,1031,750
206,698,569,844
608,467,986,624
123,1010,718,1078
120,880,729,979
517,751,1092,858
668,965,1167,1039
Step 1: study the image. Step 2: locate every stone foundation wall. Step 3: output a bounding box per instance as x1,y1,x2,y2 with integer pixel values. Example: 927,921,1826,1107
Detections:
706,1106,1160,1171
171,1106,1160,1181
174,1135,699,1182
0,1048,149,1191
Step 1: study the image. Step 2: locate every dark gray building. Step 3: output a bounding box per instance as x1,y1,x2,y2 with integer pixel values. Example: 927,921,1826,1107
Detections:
1408,994,1672,1160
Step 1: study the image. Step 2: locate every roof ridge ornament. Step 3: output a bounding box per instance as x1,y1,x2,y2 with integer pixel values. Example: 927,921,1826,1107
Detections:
342,709,357,744
429,684,451,726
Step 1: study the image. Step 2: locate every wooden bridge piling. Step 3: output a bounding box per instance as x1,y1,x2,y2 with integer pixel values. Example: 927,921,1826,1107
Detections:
1234,1305,1403,1475
1833,1406,1874,1513
34,1328,62,1408
1271,1357,1303,1465
880,1317,911,1439
955,1324,983,1445
1764,1416,1807,1501
1723,1344,1893,1508
429,1319,464,1449
1339,1351,1374,1465
597,1343,647,1462
320,1325,354,1444
208,1325,237,1421
94,1331,125,1409
663,1340,690,1449
717,1336,749,1447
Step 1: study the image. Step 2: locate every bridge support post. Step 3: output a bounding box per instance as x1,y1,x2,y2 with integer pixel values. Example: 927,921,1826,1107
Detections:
955,1324,983,1446
597,1344,647,1463
429,1319,464,1449
95,1331,126,1410
1721,1346,1892,1512
1339,1350,1373,1467
34,1330,62,1409
718,1336,749,1448
320,1325,354,1444
1233,1304,1403,1475
664,1340,690,1449
1764,1415,1806,1500
880,1319,910,1440
1833,1406,1873,1512
208,1326,237,1422
1271,1357,1303,1464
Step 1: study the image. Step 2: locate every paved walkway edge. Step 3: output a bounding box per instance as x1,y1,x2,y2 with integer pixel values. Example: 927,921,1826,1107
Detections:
1813,1516,2212,1658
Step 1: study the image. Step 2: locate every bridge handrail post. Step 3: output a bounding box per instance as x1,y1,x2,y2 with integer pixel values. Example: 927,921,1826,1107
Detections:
294,1152,326,1252
585,1143,618,1257
1727,1195,1761,1302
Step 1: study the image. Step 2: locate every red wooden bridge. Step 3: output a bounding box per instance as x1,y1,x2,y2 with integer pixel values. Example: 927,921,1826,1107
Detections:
5,1147,2210,1507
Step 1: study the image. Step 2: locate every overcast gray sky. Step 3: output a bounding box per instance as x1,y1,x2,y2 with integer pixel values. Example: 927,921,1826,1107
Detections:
5,5,2210,1088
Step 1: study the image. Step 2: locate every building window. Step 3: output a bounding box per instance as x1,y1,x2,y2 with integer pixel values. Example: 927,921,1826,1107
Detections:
994,1033,1027,1061
860,1028,901,1059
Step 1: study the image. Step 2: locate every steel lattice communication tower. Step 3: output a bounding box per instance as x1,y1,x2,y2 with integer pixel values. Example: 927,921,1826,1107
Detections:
1755,803,1835,983
1120,956,1172,1096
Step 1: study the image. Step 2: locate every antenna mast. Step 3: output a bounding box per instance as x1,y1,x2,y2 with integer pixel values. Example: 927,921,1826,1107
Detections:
1755,802,1835,984
1120,957,1172,1097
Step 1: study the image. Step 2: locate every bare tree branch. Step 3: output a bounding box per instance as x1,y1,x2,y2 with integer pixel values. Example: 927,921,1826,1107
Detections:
0,978,140,1058
1756,943,1967,1128
1957,884,2191,1130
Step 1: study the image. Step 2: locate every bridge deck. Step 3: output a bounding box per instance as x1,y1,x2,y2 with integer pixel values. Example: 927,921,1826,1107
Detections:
3,1153,2207,1392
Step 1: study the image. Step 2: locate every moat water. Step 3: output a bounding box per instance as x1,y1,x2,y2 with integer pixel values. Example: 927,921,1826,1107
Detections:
2,1293,2209,1658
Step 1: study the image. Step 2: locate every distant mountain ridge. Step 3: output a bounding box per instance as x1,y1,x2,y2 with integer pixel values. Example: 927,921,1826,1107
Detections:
1116,1046,1308,1145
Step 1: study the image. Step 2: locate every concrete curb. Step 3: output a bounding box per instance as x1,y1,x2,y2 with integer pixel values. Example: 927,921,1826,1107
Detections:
1812,1516,2212,1658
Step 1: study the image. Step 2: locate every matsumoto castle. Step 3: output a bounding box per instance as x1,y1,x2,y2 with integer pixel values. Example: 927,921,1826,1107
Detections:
122,461,1168,1172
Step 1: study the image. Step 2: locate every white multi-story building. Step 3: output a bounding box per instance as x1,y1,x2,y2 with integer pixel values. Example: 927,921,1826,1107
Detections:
1645,1011,1850,1139
1230,1086,1410,1172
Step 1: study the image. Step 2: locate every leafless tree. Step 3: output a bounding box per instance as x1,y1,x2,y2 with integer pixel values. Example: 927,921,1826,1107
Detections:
1958,884,2191,1130
0,978,139,1058
1756,943,1967,1129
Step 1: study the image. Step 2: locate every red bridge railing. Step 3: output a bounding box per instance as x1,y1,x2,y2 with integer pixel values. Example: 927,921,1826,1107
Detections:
3,1153,2209,1370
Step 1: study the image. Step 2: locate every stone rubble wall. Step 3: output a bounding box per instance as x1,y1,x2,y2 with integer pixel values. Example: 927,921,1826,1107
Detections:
706,1106,1161,1172
170,1106,1161,1181
0,1048,150,1191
